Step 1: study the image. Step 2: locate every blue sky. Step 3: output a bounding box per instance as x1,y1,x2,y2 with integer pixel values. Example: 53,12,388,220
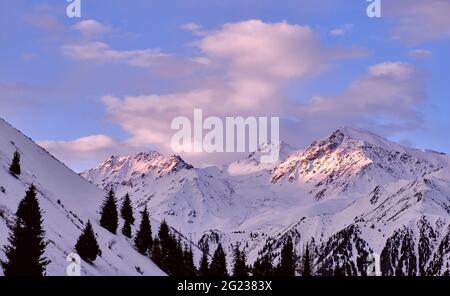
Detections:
1,0,449,171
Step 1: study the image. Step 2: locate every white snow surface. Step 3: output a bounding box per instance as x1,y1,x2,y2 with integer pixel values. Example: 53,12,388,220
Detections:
0,118,165,276
82,126,450,266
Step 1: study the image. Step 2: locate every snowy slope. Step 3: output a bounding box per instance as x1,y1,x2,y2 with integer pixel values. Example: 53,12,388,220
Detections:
0,118,165,276
83,127,450,275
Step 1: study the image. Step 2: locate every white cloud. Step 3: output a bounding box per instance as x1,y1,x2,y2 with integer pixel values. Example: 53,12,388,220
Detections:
90,20,368,164
72,19,112,37
57,20,408,167
408,49,432,59
330,24,353,37
62,41,166,64
294,62,425,140
181,22,207,36
386,0,450,44
38,135,147,172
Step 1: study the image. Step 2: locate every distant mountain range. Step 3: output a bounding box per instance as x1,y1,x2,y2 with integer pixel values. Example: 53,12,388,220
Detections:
82,126,450,275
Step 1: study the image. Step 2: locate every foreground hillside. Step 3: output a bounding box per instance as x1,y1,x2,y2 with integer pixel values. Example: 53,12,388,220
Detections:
0,118,164,276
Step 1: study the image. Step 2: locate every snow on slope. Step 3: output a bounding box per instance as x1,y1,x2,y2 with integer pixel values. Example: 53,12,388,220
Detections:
0,118,165,276
83,126,450,275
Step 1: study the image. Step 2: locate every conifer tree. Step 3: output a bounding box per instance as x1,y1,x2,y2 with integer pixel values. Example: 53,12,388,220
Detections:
1,185,49,276
122,221,132,238
134,206,153,254
120,193,135,225
199,251,210,276
99,189,119,234
302,242,312,276
253,254,274,276
120,193,134,238
183,244,197,276
75,220,101,262
9,150,21,177
209,243,228,276
158,220,171,272
171,234,185,276
232,245,248,276
277,237,296,276
151,238,162,266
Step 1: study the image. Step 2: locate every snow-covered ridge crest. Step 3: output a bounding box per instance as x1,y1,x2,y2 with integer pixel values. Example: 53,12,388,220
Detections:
80,125,450,275
271,127,444,198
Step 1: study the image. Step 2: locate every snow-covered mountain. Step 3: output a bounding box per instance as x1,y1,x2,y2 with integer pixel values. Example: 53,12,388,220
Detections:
0,118,165,276
83,126,450,275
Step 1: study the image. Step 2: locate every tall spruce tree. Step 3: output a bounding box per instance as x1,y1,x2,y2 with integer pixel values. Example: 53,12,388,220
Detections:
199,251,210,276
99,189,119,234
183,244,197,276
232,245,248,276
158,220,171,272
171,234,185,276
209,243,228,276
120,193,134,238
302,242,312,276
134,206,153,254
1,185,49,276
151,238,162,266
9,150,21,177
277,237,296,276
75,220,101,262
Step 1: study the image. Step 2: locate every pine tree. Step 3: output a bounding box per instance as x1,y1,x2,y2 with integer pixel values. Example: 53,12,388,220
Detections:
183,244,197,276
302,242,312,276
120,193,134,238
9,150,21,177
171,234,185,276
120,193,135,225
151,238,162,266
158,220,171,272
75,220,101,262
209,243,228,276
1,185,49,276
199,251,210,276
99,189,119,234
277,237,296,276
122,221,132,238
134,206,153,254
232,245,248,276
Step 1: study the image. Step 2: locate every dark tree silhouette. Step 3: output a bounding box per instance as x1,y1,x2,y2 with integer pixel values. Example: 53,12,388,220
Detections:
134,206,153,254
151,238,162,266
277,237,296,276
183,244,197,276
232,245,248,276
120,193,135,225
199,251,210,276
9,150,21,177
122,221,132,238
302,242,313,276
120,193,134,238
75,220,101,262
99,189,119,234
253,254,274,276
209,243,228,276
1,185,49,276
